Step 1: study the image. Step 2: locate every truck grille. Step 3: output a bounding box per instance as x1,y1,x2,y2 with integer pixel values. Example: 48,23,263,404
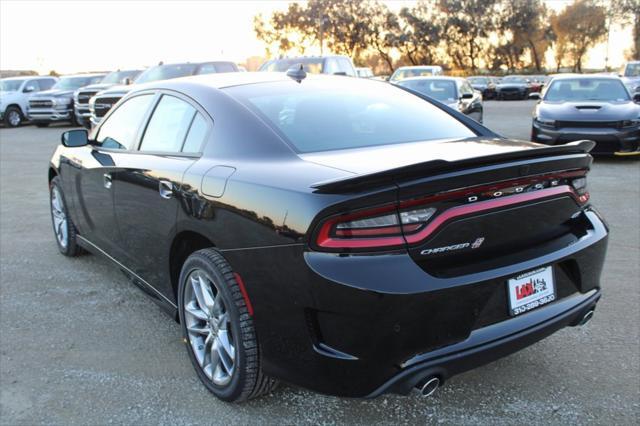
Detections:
92,96,121,117
29,99,53,108
556,120,622,129
76,90,99,105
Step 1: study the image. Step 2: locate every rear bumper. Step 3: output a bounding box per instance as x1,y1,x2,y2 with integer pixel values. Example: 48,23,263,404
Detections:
223,209,608,397
367,288,600,397
532,122,640,155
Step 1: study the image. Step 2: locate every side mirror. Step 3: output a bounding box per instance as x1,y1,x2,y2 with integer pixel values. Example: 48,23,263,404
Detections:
528,92,541,100
61,129,89,147
23,85,36,93
461,93,473,99
633,93,640,103
123,77,133,85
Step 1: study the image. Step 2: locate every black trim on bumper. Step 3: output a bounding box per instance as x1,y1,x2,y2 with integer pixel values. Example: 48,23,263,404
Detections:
366,289,600,397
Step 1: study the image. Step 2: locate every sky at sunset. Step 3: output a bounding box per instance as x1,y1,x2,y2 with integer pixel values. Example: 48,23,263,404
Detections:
0,0,633,74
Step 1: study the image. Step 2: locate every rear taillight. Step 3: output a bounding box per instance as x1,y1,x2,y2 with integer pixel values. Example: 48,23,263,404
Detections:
316,205,438,249
570,176,589,204
314,170,590,251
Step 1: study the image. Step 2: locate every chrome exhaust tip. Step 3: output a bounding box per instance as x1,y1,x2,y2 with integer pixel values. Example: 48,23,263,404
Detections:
416,376,440,397
578,310,594,326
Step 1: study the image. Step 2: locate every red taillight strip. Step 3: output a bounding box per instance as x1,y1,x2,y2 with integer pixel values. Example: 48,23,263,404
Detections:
403,185,578,245
317,185,581,249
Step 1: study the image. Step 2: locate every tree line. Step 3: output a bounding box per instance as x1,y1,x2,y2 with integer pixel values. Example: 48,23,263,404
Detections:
254,0,639,75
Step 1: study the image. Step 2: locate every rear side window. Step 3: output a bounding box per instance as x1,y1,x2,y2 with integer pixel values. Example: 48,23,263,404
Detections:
182,113,208,153
140,95,196,152
96,94,154,150
230,79,476,153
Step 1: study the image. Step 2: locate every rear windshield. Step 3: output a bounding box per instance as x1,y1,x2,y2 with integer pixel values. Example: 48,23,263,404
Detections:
228,79,475,153
545,78,630,102
396,79,457,103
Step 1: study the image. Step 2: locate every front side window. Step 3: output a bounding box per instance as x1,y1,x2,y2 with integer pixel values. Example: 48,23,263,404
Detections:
230,79,476,153
96,94,154,150
624,63,640,77
38,79,56,90
139,95,196,152
336,58,356,76
23,80,40,92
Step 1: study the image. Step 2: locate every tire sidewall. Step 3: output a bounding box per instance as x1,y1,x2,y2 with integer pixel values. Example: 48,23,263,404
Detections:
49,177,74,256
178,252,246,401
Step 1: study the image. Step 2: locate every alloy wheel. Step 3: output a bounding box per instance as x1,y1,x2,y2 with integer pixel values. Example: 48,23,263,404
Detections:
184,270,236,386
50,186,68,248
7,110,21,126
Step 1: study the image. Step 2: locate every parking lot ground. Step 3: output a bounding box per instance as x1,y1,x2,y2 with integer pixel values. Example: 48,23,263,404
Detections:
1,101,639,425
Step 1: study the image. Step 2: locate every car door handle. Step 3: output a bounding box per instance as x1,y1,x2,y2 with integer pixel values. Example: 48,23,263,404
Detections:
159,180,173,199
103,173,112,189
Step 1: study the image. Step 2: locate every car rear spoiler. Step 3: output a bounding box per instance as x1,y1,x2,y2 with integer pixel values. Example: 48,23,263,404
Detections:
311,140,595,194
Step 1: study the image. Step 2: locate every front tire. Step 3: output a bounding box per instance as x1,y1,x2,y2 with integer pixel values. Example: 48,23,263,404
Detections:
178,249,278,402
4,106,23,127
49,176,82,256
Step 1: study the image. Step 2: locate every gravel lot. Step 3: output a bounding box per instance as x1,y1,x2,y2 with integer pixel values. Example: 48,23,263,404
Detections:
1,100,639,425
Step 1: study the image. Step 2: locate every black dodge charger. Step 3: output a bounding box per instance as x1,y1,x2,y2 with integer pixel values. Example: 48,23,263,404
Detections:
48,72,608,402
532,74,640,156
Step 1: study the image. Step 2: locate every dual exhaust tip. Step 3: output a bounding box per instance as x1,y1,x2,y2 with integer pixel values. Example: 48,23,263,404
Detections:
416,376,440,397
578,309,594,326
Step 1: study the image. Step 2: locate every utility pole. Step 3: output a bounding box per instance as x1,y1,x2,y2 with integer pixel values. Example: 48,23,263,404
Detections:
604,13,612,72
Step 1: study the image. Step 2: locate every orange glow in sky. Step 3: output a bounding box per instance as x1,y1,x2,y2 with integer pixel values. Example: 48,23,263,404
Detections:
0,0,632,74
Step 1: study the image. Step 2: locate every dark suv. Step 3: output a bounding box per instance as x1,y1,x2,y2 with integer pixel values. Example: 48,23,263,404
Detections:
89,61,237,126
259,55,356,77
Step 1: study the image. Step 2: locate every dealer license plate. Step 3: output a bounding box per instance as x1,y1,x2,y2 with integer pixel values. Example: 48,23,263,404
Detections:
507,266,556,316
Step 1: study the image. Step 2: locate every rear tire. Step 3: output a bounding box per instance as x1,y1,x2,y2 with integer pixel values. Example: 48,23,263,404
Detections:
49,176,82,256
178,249,278,402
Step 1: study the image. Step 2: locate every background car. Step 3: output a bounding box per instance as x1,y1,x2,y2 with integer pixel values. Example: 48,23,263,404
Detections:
467,76,496,99
28,74,105,127
394,76,484,122
74,69,142,128
495,75,531,100
620,60,640,93
89,61,238,126
259,55,357,77
0,76,57,127
531,74,640,156
356,67,374,78
389,65,443,82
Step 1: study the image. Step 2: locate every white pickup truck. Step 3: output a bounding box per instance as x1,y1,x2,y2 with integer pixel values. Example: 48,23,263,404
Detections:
0,76,57,127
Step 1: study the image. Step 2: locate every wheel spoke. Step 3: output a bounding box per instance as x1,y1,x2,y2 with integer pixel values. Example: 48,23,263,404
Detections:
217,329,236,361
191,275,215,314
185,301,208,321
187,324,209,335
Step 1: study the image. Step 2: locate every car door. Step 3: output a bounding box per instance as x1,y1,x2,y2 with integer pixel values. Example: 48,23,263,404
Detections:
62,93,155,258
111,92,211,296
